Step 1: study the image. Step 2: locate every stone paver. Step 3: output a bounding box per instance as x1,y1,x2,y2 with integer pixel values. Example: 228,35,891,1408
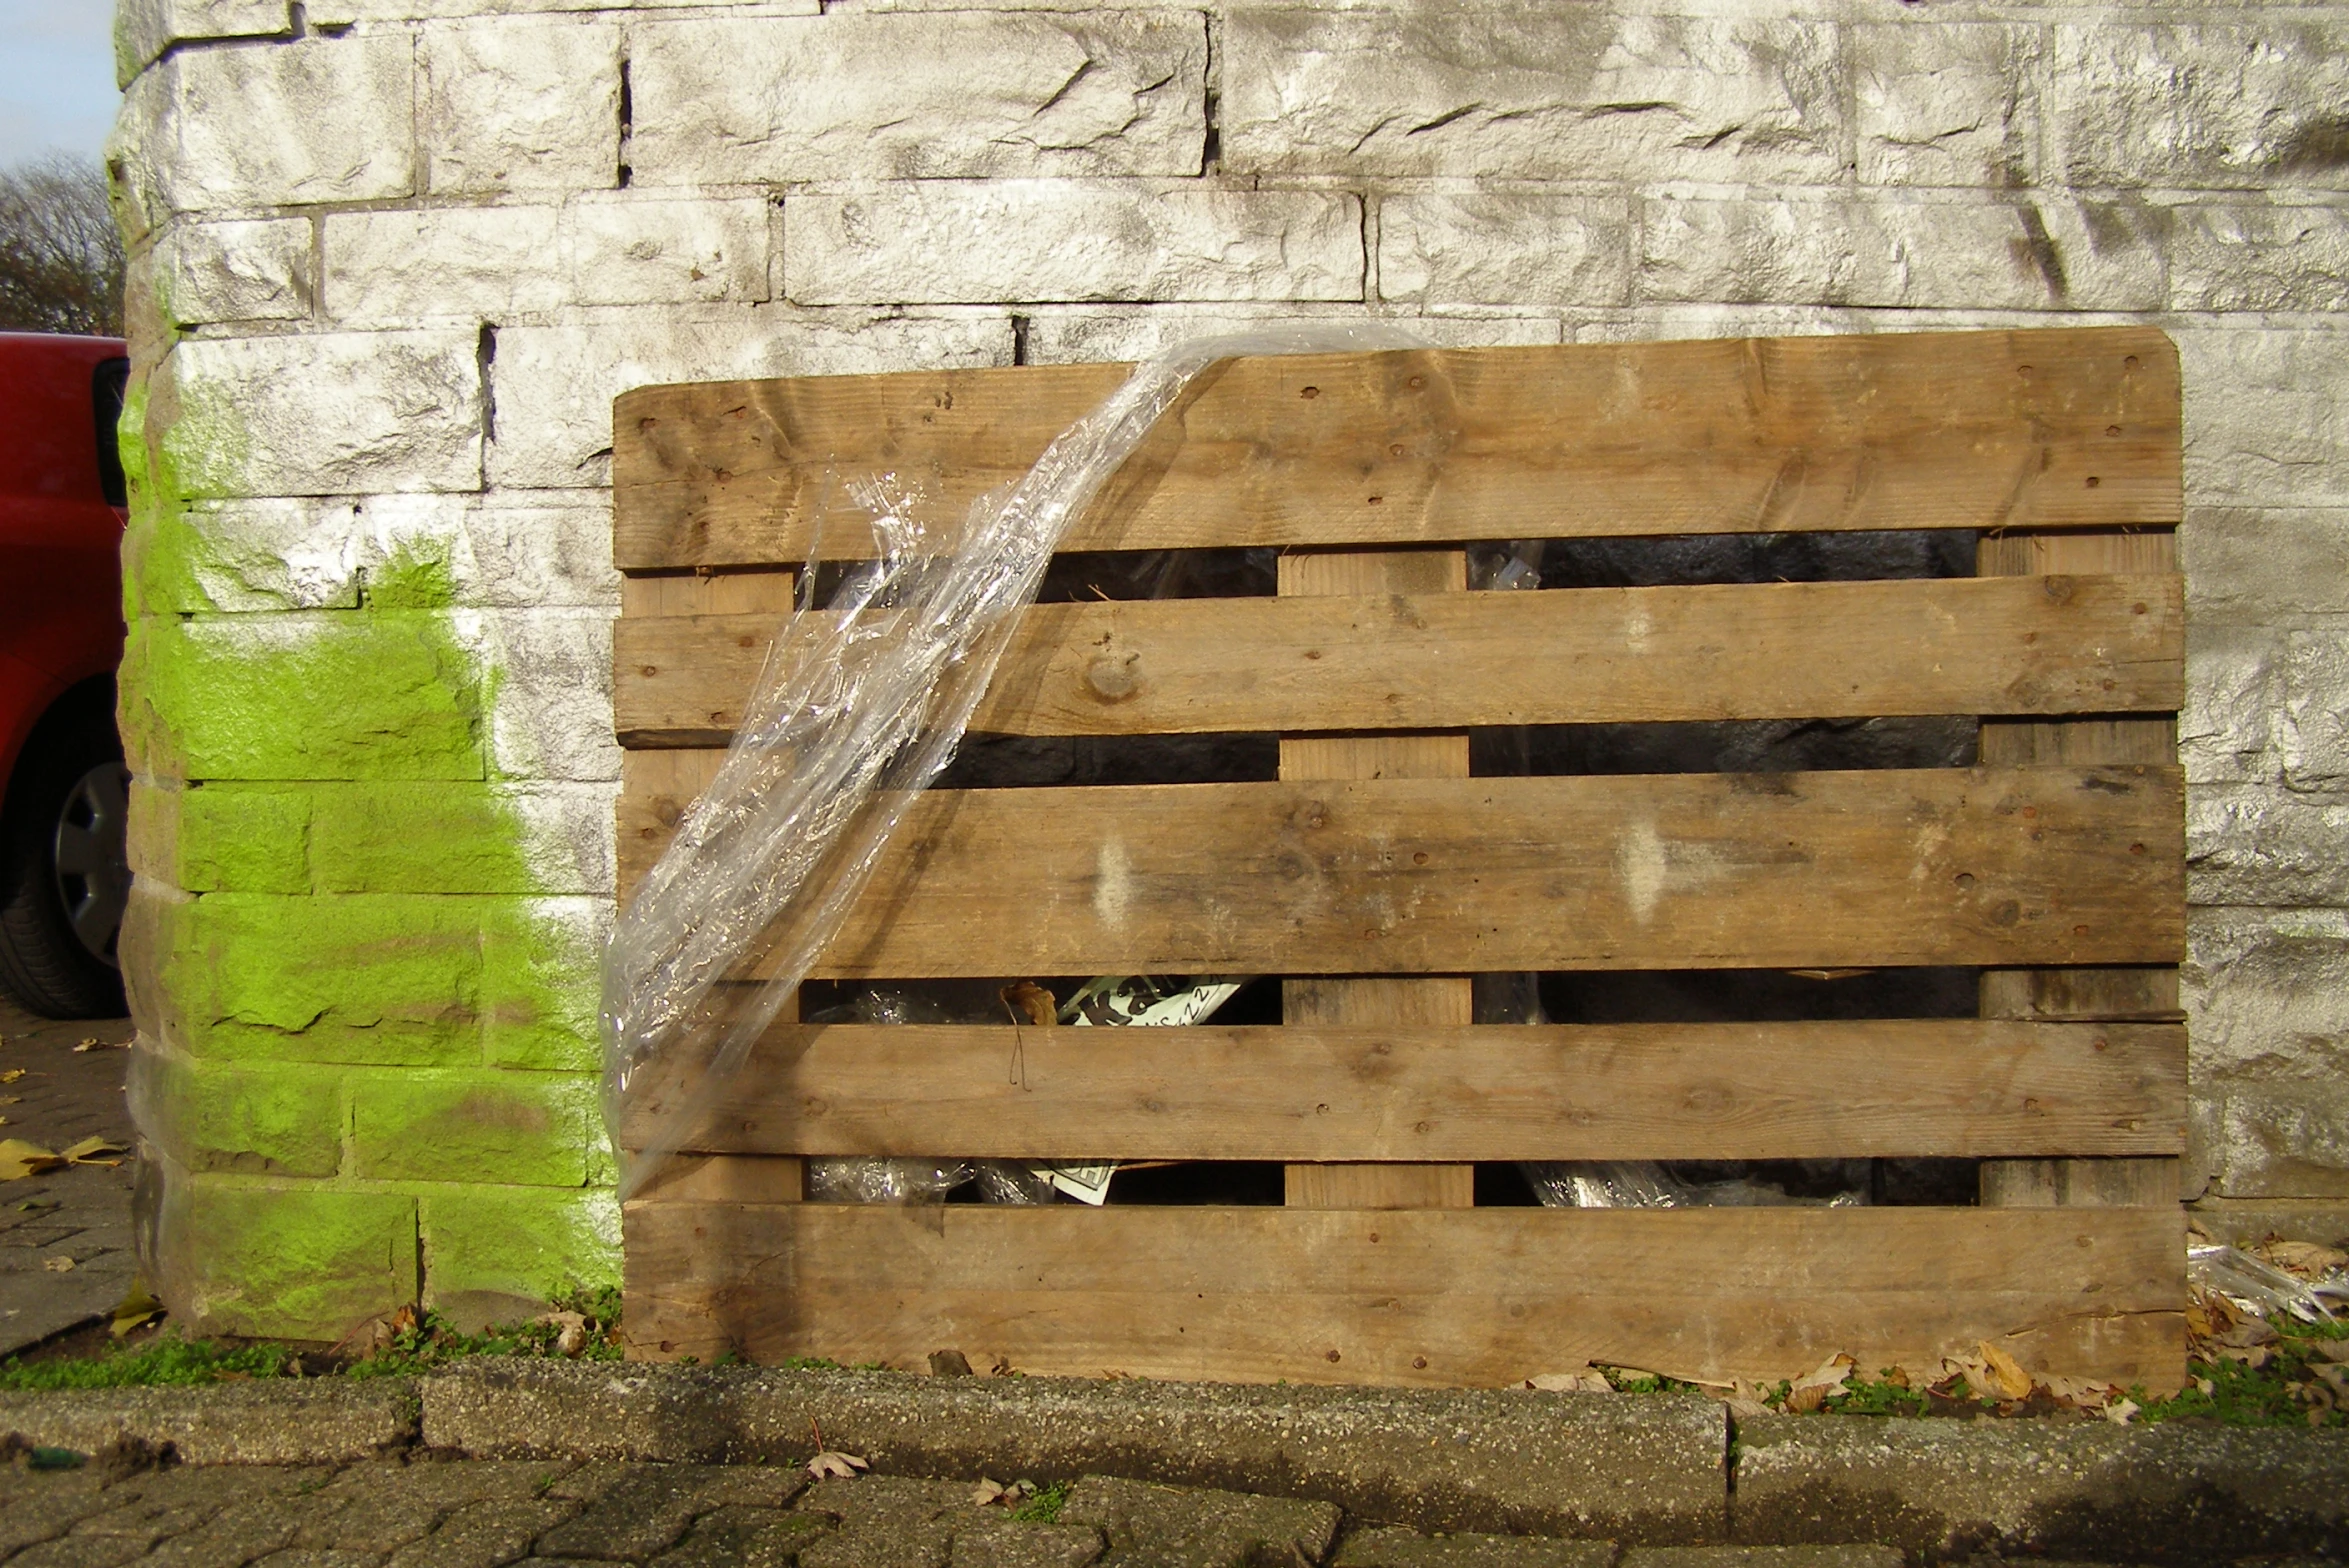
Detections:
1335,1525,1616,1567
0,995,137,1357
1064,1474,1342,1568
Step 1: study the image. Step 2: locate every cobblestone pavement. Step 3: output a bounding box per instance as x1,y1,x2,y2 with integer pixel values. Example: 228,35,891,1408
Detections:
0,997,137,1358
0,1457,1909,1568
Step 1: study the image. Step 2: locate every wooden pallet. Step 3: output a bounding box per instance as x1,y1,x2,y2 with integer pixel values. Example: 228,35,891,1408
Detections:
609,327,2188,1391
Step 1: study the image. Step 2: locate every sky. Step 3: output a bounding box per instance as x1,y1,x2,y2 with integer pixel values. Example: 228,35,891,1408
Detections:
0,1,122,169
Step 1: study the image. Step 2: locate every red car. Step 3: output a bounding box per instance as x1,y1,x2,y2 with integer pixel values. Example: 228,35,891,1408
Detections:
0,333,131,1017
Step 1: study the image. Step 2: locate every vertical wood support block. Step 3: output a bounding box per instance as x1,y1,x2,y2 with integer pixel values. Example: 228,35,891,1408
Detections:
1279,549,1476,1210
1977,530,2181,1209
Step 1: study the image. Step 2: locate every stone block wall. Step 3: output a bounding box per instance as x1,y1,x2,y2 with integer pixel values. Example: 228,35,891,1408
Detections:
106,0,2349,1337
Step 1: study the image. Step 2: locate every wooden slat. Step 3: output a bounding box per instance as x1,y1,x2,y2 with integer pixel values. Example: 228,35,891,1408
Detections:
1978,529,2182,1213
620,1018,2185,1162
1277,547,1474,1212
612,328,2182,568
615,764,2186,975
621,1202,2187,1391
613,573,2186,746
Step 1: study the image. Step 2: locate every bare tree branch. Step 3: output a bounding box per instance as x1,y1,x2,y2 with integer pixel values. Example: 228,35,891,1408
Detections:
0,153,124,337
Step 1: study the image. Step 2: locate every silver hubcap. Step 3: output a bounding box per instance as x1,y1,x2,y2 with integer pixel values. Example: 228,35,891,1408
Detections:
53,763,130,967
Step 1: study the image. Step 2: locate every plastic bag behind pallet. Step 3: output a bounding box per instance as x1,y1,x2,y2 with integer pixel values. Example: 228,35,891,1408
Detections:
601,326,1421,1198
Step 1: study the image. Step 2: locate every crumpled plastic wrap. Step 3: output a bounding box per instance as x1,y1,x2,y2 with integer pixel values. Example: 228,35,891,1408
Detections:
1522,1159,1871,1209
602,326,1419,1198
2190,1243,2346,1322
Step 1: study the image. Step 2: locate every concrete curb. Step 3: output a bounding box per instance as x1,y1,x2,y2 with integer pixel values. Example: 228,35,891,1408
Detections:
0,1365,2344,1561
0,1378,417,1464
1735,1412,2349,1560
419,1361,1731,1544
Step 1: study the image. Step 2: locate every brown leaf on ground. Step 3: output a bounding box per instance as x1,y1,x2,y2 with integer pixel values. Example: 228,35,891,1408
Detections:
1526,1367,1614,1394
807,1452,869,1481
0,1139,64,1180
0,1070,25,1084
1978,1341,2034,1400
2254,1239,2349,1278
41,1256,74,1273
110,1287,164,1338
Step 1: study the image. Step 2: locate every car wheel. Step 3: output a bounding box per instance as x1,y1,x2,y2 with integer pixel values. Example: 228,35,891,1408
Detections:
0,714,130,1018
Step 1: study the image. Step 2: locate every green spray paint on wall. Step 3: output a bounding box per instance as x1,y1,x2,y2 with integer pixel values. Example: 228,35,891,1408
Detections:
117,332,617,1340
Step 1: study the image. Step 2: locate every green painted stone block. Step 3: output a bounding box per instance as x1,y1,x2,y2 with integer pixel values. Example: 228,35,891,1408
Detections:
421,1186,620,1331
483,902,602,1072
178,785,311,893
120,611,489,782
158,892,486,1066
135,1054,343,1177
351,1069,598,1186
311,783,534,895
153,1173,417,1341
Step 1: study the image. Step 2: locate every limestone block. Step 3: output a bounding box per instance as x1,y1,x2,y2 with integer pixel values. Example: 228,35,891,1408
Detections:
2049,23,2349,190
1222,11,1843,184
487,307,1010,489
114,0,289,85
2281,630,2349,792
138,493,619,614
627,11,1204,184
325,206,566,327
1377,193,1632,308
2180,624,2284,789
2170,205,2349,312
2176,328,2349,507
1853,22,2038,189
2186,907,2349,1199
474,608,623,783
420,18,621,197
786,183,1361,305
312,0,798,18
2183,506,2349,622
1637,196,2161,312
2189,786,2349,907
157,217,313,325
349,1066,600,1184
155,331,482,499
110,32,414,231
485,895,610,1072
564,192,772,307
1022,307,1564,366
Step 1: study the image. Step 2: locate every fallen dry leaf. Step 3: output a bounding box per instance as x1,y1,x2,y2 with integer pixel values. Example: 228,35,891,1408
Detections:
1526,1368,1614,1394
0,1070,24,1084
2104,1398,2140,1425
70,1039,98,1054
60,1137,128,1167
998,981,1057,1029
0,1140,64,1180
807,1452,869,1482
2041,1374,2116,1411
111,1286,164,1338
1978,1341,2034,1401
42,1256,74,1273
2255,1239,2349,1278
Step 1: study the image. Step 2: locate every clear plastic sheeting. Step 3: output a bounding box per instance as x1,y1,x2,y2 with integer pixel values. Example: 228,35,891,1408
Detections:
1522,1159,1872,1209
2190,1244,2346,1323
602,327,1421,1198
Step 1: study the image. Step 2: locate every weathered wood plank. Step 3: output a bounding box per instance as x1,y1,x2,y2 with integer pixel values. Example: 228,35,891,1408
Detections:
620,567,799,619
612,328,2182,568
614,764,2186,975
1277,547,1475,1211
620,1018,2185,1162
620,1203,2187,1391
613,573,2186,747
1978,529,2182,1213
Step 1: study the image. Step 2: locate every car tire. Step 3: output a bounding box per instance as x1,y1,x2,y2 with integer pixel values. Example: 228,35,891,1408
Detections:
0,712,130,1018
